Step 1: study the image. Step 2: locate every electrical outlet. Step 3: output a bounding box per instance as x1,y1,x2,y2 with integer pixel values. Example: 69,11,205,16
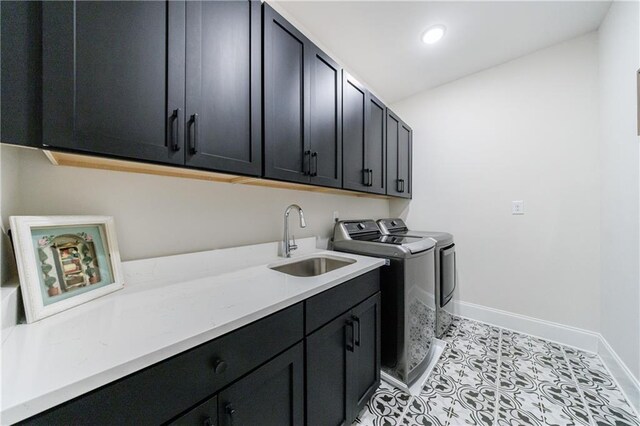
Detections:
512,200,524,215
333,211,340,223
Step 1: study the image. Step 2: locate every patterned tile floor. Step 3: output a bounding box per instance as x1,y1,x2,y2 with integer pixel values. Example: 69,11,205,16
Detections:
354,317,640,426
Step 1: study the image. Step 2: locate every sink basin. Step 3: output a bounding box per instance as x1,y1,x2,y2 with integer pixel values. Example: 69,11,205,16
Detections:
270,255,356,277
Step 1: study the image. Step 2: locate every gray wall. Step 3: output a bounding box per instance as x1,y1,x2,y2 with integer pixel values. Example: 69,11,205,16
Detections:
0,145,389,269
390,33,601,332
598,1,640,381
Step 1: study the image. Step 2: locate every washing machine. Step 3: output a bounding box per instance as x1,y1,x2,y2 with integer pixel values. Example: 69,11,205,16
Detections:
377,219,456,339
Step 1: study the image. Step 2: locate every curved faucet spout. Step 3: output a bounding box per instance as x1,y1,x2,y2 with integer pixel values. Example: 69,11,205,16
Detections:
282,204,306,257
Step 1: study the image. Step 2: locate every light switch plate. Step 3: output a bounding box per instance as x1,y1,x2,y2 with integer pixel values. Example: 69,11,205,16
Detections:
512,200,524,215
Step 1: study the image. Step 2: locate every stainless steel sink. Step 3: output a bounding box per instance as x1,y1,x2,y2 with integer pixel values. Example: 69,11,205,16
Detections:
270,255,355,277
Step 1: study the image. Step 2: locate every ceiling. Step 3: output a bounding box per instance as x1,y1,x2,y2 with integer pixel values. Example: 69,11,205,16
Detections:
273,1,612,104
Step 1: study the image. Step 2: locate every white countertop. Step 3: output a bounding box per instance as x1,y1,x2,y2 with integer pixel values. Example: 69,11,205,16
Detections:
1,238,384,424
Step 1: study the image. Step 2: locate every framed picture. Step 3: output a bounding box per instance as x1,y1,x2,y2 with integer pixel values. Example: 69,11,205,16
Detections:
9,216,124,323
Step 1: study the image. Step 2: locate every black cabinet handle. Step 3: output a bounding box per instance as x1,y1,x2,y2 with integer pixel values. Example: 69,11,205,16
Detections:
226,404,236,426
346,320,355,352
362,169,369,186
311,152,318,177
212,359,227,374
352,315,361,346
304,150,311,175
170,108,181,151
368,169,373,187
189,113,199,154
397,178,405,193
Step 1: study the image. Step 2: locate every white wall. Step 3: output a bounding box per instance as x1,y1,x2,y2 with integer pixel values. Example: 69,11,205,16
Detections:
598,0,640,381
0,144,20,284
0,145,389,265
390,33,601,332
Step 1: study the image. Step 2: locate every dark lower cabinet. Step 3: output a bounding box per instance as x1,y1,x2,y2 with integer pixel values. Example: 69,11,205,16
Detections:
171,342,304,426
386,110,412,199
18,271,382,426
306,311,352,426
342,72,387,195
169,395,218,426
306,292,381,426
351,293,381,412
42,1,186,164
19,303,303,426
219,343,304,426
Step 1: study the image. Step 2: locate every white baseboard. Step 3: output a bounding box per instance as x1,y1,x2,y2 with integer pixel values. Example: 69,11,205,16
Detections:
598,336,640,414
453,299,640,414
452,300,600,352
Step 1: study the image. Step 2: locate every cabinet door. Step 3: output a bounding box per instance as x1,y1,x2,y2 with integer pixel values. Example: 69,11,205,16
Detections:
169,395,217,426
42,1,185,164
184,1,261,176
398,121,412,199
365,94,386,195
386,110,412,198
1,1,42,148
350,293,382,417
306,311,354,426
342,72,367,192
218,342,304,426
386,110,401,197
263,4,310,183
308,46,342,188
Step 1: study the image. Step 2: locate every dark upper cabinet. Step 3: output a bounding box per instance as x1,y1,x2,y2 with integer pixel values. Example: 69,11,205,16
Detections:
263,4,342,187
342,72,387,195
1,1,42,148
342,72,367,192
386,110,412,199
263,4,310,183
184,1,261,176
218,342,304,426
306,293,381,426
42,1,186,165
366,93,387,195
309,46,342,188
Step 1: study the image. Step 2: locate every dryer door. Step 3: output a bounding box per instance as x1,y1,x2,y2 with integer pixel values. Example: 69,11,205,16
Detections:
440,244,456,307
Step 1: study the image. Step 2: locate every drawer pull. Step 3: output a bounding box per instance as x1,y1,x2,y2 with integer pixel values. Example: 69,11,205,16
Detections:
213,359,228,374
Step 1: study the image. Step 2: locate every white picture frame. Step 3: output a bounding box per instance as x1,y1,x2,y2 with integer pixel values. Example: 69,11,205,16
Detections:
9,216,124,323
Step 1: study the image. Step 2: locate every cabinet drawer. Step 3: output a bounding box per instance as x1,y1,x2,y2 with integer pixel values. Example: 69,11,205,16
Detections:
305,270,380,334
20,303,303,425
168,395,217,426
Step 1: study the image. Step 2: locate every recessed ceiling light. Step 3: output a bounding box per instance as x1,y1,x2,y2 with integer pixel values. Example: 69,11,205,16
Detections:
422,25,446,45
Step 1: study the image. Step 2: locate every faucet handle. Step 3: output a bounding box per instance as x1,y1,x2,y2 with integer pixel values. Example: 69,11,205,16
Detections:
290,235,298,251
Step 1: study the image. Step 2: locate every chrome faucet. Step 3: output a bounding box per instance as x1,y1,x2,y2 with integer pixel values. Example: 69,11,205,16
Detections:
281,204,307,258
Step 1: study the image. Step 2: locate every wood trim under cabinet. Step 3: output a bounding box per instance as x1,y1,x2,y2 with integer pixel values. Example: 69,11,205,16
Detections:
42,150,390,200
